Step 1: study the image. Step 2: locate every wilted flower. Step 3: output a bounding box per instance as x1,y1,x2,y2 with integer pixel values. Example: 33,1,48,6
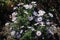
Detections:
38,10,45,16
11,30,16,36
33,11,38,16
28,16,33,21
36,31,42,36
48,13,53,17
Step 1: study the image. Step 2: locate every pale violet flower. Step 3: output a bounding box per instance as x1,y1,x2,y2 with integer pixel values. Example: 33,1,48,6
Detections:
11,30,16,36
28,16,33,21
33,11,38,16
48,13,53,17
38,10,45,16
36,31,42,36
35,17,42,22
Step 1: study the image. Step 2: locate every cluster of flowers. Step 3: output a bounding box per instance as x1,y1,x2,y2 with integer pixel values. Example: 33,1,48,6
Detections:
6,1,58,40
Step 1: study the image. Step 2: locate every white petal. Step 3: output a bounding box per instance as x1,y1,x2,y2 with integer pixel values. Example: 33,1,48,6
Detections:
31,1,36,4
23,4,29,9
48,13,53,17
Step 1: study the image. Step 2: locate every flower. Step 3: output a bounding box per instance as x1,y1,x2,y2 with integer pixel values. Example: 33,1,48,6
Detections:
23,4,29,9
36,31,42,36
11,30,16,36
38,10,45,16
23,4,33,9
28,4,33,9
12,17,17,21
46,22,50,25
28,16,33,21
48,13,53,17
35,17,42,22
33,11,38,16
